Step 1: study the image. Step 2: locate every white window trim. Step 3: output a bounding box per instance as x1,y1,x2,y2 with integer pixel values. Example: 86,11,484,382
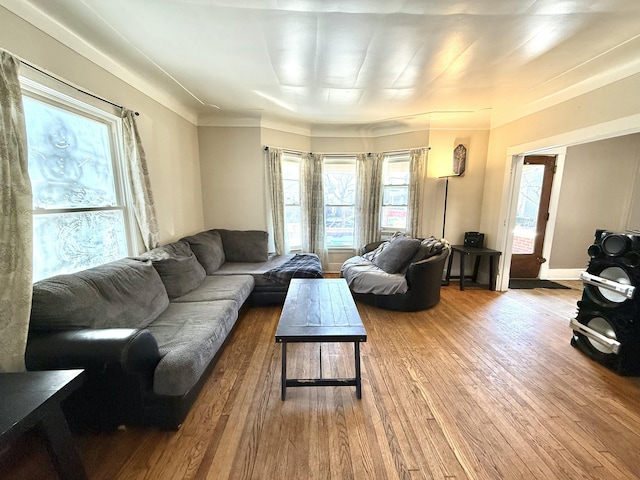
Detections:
20,74,137,272
380,152,410,234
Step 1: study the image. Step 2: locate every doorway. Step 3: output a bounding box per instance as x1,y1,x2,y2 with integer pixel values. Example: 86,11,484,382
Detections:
509,155,556,279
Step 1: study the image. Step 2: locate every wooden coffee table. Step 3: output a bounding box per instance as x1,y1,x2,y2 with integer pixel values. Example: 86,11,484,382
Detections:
275,278,367,400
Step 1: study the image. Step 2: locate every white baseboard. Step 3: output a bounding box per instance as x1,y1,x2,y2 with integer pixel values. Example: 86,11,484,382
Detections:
544,268,583,280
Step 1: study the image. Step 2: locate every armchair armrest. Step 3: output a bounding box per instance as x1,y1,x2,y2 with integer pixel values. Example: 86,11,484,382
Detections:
361,241,384,255
405,248,450,290
26,328,160,375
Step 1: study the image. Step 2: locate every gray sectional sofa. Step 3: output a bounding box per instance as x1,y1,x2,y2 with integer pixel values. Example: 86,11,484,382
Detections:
26,229,322,430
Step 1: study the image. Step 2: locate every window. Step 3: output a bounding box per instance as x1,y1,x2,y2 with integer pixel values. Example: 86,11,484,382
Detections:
282,152,302,250
324,156,356,248
380,153,410,232
22,78,133,282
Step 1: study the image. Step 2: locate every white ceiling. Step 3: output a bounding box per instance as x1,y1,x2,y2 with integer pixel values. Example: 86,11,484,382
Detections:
6,0,640,131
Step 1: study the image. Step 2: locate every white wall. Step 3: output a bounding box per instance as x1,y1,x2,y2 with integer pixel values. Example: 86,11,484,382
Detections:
550,134,640,270
0,6,204,247
198,126,267,231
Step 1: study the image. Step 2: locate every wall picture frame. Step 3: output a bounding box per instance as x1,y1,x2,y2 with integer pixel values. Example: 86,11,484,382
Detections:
453,144,467,175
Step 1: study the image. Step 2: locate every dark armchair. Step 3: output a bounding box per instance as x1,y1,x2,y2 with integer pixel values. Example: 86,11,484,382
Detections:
342,238,450,312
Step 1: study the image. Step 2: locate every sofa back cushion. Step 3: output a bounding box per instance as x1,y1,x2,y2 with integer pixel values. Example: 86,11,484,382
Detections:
180,230,225,274
30,258,170,331
140,241,206,299
216,229,269,263
372,236,421,274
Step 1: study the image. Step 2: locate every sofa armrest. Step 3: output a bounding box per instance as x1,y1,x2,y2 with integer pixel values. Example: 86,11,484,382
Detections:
26,328,161,375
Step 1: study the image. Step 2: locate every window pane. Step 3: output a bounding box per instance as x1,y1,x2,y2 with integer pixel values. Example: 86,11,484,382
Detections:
23,96,117,209
285,205,301,248
283,179,300,205
381,206,408,230
282,160,299,180
324,163,355,205
382,186,408,206
325,206,354,247
33,210,128,282
383,160,410,185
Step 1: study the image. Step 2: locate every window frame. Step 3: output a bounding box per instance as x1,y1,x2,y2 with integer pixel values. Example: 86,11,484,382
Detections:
20,73,137,281
323,155,357,250
281,151,302,251
380,152,411,234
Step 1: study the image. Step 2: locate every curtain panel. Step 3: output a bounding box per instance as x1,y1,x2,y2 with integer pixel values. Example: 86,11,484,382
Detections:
121,110,160,251
408,147,427,238
0,51,33,372
355,152,383,248
301,153,328,268
266,147,285,255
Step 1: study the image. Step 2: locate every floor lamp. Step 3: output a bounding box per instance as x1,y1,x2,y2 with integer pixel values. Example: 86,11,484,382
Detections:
439,173,460,239
440,174,459,285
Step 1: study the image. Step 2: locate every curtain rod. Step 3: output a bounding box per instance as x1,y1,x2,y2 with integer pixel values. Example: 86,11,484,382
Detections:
264,145,430,155
19,58,139,116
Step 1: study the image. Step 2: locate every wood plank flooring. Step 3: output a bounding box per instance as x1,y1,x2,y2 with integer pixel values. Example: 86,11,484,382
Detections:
3,281,640,479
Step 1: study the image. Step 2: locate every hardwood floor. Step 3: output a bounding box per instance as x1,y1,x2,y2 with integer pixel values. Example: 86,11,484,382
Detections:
3,281,640,479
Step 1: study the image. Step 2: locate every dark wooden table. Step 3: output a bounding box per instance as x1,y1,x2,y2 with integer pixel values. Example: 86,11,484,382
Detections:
445,244,502,291
0,369,87,480
275,278,367,400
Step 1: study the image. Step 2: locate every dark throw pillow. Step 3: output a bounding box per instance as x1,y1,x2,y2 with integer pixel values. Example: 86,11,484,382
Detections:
372,236,421,274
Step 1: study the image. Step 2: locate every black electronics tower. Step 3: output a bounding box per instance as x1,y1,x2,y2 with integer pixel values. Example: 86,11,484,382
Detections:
570,229,640,375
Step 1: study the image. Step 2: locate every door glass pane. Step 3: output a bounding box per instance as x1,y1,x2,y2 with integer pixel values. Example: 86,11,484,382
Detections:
33,210,128,282
513,164,544,254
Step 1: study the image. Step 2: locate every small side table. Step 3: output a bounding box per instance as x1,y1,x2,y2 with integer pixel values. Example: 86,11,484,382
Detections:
445,245,502,291
0,369,87,480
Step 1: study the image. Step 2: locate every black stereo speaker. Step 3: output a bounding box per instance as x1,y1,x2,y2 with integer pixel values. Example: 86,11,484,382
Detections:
571,229,640,375
464,231,484,248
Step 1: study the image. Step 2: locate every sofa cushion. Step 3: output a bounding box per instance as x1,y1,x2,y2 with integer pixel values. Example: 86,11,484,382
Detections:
372,236,421,274
216,229,268,262
140,241,206,299
30,258,170,331
171,274,255,307
180,230,225,274
146,300,239,396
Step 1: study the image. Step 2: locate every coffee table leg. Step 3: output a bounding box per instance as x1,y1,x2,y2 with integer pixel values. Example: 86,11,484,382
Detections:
281,342,287,401
41,405,88,480
355,341,362,399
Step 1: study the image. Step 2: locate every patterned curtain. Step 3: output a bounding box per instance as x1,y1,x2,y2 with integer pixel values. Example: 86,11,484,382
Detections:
121,110,160,250
265,147,285,255
0,51,33,372
301,153,328,268
408,147,428,237
355,152,383,248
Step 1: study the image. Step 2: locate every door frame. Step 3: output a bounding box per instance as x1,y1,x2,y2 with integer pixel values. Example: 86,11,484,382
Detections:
496,147,567,290
493,113,640,292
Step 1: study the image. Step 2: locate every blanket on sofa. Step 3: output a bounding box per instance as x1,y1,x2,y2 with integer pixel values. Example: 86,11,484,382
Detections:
262,254,323,285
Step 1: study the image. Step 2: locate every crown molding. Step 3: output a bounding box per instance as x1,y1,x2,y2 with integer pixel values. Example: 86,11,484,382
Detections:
2,0,199,124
